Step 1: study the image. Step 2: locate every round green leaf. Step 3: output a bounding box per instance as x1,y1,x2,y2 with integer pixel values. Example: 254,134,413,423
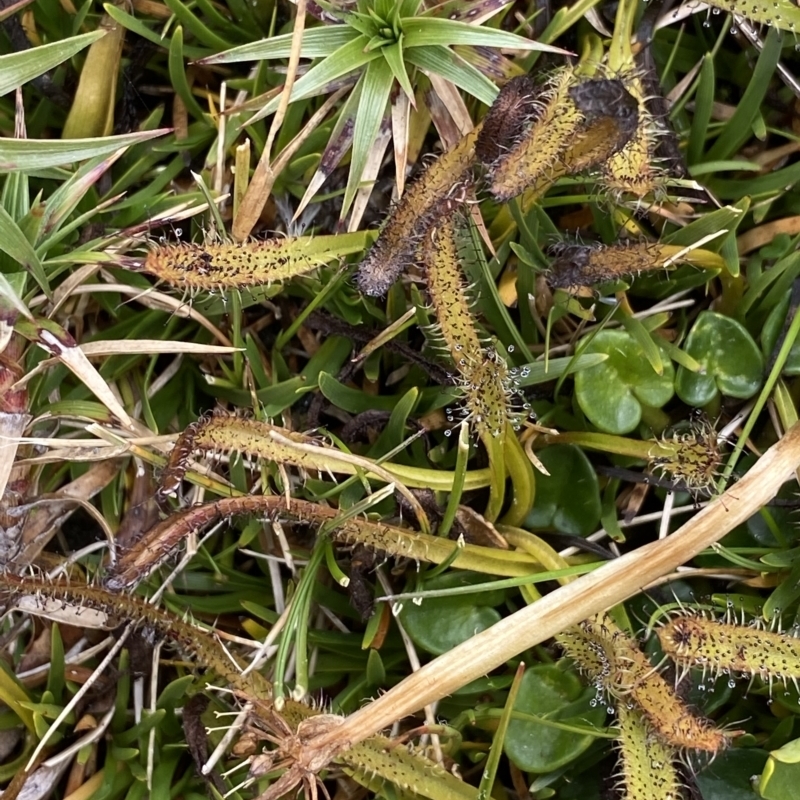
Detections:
525,445,601,535
574,330,675,434
676,311,764,406
696,748,768,800
503,665,606,773
400,572,504,656
762,296,800,376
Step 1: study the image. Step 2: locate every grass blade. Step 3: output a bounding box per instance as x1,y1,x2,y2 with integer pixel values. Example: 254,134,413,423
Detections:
0,30,104,97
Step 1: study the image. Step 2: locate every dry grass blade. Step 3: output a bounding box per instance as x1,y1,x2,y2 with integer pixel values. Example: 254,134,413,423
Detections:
233,0,307,240
15,319,132,428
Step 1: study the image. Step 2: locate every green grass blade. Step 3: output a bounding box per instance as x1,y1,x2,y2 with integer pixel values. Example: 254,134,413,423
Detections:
688,54,715,165
197,26,357,64
102,2,204,59
405,44,498,105
402,17,565,52
0,29,104,96
706,27,782,162
169,26,208,120
341,59,394,219
0,205,49,296
163,0,231,50
0,129,170,172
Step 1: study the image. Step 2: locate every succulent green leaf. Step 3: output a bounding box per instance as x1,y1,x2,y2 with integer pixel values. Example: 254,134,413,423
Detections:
400,572,504,656
675,311,764,406
760,740,800,800
574,330,675,434
0,30,105,97
503,666,607,773
525,445,601,535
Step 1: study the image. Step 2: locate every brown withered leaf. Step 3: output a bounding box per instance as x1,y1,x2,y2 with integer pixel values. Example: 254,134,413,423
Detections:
183,694,226,796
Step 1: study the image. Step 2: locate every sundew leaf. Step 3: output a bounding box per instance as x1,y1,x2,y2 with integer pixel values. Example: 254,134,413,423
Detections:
0,129,170,172
706,0,800,31
0,30,105,97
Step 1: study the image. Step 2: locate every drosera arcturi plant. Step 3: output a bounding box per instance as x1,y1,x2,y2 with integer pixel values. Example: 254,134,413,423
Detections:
613,704,684,800
10,0,797,795
421,215,535,523
504,527,732,757
540,417,727,499
478,69,640,204
545,239,726,294
125,231,372,294
0,571,481,800
104,493,543,593
354,124,482,297
95,485,746,800
657,609,800,689
151,409,504,525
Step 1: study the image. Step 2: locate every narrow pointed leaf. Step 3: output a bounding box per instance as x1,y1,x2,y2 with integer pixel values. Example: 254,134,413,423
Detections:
383,39,415,101
0,30,105,97
0,205,48,295
296,82,362,217
342,59,394,219
33,150,126,247
405,45,498,105
196,26,357,64
402,17,567,53
0,129,170,172
246,35,380,124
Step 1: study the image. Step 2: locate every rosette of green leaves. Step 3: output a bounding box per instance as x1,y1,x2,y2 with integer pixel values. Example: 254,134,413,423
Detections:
199,0,562,220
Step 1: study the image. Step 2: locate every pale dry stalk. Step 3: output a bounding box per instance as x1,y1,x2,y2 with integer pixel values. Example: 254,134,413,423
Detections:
300,421,800,765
